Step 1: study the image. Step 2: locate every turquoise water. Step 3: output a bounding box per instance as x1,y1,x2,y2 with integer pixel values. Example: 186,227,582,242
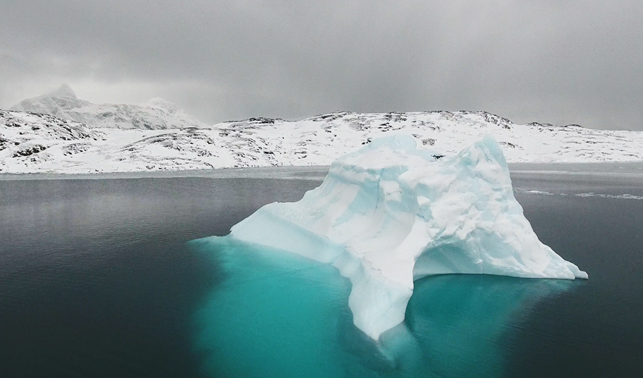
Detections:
191,236,355,378
190,236,575,378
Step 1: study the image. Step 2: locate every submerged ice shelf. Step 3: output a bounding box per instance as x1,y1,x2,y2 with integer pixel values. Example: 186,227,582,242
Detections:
229,135,588,340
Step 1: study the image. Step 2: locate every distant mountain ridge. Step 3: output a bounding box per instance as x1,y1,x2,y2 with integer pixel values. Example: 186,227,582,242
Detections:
11,84,207,130
2,104,643,174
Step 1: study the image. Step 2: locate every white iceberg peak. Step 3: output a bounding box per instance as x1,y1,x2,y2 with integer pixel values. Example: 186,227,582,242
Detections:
229,135,587,340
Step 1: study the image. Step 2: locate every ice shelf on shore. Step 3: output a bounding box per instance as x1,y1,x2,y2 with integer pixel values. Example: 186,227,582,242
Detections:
229,135,588,340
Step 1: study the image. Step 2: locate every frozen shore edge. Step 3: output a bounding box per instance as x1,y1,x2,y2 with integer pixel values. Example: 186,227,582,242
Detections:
3,161,643,181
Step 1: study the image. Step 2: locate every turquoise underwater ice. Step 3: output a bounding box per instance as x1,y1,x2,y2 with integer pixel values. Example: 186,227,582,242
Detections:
190,236,575,378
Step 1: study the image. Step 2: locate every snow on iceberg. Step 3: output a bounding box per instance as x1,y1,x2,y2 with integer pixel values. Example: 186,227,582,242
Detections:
230,135,588,340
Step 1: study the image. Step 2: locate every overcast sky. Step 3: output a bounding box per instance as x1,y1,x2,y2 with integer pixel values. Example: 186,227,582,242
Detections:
1,1,642,129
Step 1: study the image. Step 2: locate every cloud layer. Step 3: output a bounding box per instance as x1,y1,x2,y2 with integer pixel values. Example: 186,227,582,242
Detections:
2,0,642,129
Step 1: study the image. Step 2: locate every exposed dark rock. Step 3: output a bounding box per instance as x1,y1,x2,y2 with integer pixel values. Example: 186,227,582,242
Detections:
13,144,47,157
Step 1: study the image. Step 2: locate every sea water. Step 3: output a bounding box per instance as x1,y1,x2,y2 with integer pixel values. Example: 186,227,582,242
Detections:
1,166,642,377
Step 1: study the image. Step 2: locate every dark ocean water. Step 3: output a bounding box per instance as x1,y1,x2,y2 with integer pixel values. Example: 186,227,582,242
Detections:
0,168,642,377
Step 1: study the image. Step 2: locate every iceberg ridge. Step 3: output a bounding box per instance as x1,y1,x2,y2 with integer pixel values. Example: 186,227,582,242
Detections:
230,135,587,340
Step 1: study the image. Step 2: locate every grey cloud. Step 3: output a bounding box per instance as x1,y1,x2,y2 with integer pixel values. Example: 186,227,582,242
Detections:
1,0,642,129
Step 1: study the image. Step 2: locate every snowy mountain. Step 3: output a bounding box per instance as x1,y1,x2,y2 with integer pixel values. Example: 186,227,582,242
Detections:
11,84,207,130
1,108,643,174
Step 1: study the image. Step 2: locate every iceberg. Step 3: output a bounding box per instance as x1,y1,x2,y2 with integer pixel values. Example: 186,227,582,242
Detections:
230,135,588,340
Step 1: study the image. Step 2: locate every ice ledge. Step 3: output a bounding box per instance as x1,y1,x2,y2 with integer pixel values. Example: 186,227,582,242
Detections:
230,135,587,340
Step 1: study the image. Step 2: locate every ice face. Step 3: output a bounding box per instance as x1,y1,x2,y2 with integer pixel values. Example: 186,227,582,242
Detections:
230,135,588,340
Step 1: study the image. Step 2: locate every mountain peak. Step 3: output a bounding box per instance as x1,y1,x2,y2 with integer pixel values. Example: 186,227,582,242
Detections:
144,97,178,112
49,84,77,99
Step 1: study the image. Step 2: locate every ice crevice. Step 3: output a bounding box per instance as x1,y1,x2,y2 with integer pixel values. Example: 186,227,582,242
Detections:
229,135,588,340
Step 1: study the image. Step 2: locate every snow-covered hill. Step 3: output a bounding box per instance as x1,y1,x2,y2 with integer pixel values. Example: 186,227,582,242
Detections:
11,84,207,130
213,111,643,165
1,109,643,174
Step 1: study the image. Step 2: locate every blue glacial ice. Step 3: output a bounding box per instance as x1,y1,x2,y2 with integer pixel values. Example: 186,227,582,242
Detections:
230,135,588,340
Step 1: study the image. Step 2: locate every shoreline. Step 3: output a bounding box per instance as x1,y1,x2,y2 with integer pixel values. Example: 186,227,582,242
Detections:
2,161,643,181
0,165,332,181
